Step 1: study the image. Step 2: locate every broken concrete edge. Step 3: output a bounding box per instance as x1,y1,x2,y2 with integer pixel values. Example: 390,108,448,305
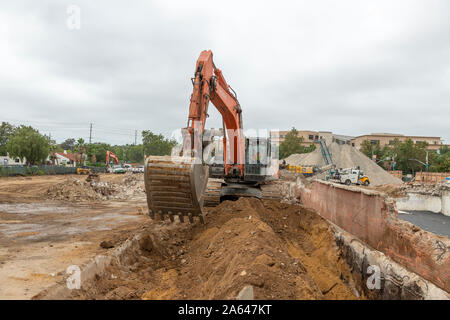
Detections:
331,223,450,300
32,233,144,300
311,178,390,197
298,180,450,294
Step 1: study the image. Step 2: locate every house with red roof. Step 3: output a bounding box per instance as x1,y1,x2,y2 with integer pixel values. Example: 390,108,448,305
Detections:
54,151,84,167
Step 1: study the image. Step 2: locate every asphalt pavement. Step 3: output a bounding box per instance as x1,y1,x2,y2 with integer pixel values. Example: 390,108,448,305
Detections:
398,210,450,238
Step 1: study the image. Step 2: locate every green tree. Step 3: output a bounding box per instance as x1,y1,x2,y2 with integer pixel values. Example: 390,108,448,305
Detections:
429,146,450,172
75,138,86,151
0,122,15,155
122,144,144,163
391,139,429,174
279,128,307,159
128,144,144,163
86,142,111,164
360,140,383,161
59,138,76,151
6,126,50,165
142,131,176,156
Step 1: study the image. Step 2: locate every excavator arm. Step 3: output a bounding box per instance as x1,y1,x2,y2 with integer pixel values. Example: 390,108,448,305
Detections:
184,50,245,177
106,150,119,165
144,51,248,223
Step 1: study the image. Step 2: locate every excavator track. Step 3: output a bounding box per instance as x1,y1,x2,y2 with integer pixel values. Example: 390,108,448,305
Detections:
202,179,283,207
261,182,283,201
203,178,223,207
144,155,209,223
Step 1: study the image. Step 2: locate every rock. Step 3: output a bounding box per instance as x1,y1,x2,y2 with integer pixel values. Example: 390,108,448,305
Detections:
236,285,254,300
100,240,114,249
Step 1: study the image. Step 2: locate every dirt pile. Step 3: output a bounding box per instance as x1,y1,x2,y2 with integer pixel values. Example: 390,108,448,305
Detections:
68,198,360,300
284,142,403,186
406,181,449,196
46,174,145,202
122,173,144,187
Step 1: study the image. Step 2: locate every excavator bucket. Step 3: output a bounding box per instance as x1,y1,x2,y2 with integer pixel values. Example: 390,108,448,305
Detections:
144,155,209,223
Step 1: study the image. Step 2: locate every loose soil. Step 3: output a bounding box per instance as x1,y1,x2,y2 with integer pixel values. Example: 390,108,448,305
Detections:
68,198,361,300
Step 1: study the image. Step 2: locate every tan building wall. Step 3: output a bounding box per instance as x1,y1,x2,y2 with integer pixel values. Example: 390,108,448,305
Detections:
351,133,444,151
415,172,450,184
271,130,331,146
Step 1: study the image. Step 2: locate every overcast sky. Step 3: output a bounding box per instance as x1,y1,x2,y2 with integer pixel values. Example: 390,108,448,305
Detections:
1,0,449,145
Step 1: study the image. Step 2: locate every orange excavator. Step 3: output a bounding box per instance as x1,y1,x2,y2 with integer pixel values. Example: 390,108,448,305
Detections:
144,50,280,223
105,150,119,172
106,150,119,165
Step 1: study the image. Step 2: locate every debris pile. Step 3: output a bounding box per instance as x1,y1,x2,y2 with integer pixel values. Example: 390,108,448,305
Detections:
374,181,449,198
122,173,144,186
46,175,145,202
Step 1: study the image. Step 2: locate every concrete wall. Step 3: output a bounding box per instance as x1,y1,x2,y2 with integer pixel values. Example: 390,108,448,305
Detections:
396,194,442,213
443,190,450,216
334,225,450,300
298,180,450,293
396,192,450,216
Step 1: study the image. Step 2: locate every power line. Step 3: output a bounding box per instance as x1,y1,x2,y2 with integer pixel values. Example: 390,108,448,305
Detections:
2,118,148,144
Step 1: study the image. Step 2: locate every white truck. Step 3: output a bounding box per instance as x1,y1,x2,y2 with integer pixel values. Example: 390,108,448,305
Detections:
329,167,370,186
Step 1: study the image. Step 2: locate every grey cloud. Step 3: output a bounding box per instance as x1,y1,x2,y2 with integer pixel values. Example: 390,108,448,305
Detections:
0,0,449,145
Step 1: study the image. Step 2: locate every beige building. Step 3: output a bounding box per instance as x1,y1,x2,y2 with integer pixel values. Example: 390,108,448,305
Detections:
350,133,445,151
271,130,333,147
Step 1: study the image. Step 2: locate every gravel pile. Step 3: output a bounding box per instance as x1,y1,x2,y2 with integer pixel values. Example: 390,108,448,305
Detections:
284,142,402,186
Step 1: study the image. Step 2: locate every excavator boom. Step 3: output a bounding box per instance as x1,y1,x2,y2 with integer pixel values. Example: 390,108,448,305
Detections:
106,150,119,165
185,50,245,176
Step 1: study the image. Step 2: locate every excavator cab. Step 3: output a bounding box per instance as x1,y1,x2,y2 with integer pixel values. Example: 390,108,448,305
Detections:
244,137,272,182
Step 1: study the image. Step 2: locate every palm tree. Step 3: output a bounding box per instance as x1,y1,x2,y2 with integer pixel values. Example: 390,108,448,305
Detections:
75,138,86,166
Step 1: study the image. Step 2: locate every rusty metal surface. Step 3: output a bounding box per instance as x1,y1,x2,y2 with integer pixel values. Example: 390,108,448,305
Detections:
144,156,208,223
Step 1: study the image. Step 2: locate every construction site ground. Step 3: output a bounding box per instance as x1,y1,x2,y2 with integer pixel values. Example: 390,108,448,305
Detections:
0,174,148,299
0,174,362,300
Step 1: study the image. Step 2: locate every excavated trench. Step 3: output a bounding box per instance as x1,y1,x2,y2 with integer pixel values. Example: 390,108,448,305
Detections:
59,198,366,300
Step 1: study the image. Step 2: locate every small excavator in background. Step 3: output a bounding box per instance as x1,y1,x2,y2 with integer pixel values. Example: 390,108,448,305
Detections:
144,50,281,223
105,150,120,173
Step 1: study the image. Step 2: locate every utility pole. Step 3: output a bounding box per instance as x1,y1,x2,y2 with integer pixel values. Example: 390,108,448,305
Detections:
135,130,137,145
89,123,92,144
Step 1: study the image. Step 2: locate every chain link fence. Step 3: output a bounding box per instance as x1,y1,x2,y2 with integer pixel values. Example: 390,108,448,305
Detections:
0,165,106,177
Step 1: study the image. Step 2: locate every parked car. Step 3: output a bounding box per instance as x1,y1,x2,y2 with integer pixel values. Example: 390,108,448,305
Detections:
132,165,144,173
123,163,133,172
112,165,126,174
